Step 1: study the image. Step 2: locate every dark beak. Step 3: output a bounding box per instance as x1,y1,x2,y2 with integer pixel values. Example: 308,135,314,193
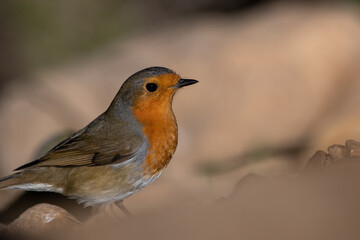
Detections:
175,79,199,88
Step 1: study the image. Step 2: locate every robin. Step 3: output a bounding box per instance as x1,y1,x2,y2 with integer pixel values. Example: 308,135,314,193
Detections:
0,67,198,215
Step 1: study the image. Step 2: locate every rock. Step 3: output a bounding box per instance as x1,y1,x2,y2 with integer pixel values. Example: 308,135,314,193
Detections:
328,144,347,162
7,203,79,237
305,150,331,169
305,140,360,170
345,139,360,157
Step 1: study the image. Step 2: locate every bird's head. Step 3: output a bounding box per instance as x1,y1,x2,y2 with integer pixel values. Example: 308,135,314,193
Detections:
119,67,198,108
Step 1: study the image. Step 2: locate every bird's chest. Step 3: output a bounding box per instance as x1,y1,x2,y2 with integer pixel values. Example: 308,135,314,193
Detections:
142,119,178,176
132,98,179,176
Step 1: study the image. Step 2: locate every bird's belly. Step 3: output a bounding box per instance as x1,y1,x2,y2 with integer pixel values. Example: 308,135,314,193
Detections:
63,164,162,207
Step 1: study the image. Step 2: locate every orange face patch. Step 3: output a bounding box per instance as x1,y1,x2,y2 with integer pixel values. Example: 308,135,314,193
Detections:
141,73,180,101
131,73,180,176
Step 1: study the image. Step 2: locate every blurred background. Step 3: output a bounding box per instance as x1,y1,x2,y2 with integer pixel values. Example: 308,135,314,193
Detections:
1,0,360,239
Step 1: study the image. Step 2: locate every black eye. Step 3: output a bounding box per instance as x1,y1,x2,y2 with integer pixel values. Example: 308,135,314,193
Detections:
146,83,158,92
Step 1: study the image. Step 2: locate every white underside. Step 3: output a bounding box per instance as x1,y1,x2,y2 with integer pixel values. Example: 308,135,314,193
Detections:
6,183,63,194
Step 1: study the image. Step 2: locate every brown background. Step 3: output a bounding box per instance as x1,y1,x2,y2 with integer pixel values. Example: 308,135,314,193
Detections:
1,1,360,239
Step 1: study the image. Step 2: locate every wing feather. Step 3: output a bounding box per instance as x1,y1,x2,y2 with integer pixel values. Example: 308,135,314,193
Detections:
15,114,144,170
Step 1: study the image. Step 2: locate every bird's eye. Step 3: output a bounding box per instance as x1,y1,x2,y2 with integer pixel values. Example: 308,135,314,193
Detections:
146,83,158,92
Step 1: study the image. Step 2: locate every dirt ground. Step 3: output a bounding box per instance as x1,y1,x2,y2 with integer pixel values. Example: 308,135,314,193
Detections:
1,3,360,239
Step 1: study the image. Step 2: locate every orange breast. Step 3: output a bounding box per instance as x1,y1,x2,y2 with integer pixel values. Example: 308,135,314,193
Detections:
132,90,178,176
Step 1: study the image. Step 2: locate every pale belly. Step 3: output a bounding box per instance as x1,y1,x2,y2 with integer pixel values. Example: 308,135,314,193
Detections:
62,164,162,207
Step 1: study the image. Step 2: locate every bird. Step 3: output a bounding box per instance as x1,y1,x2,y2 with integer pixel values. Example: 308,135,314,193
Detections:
0,66,198,215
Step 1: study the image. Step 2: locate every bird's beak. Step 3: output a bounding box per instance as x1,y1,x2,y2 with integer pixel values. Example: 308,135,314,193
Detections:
174,79,199,88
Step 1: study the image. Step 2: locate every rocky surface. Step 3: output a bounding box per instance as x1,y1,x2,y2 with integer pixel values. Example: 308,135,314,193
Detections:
5,204,79,238
305,140,360,169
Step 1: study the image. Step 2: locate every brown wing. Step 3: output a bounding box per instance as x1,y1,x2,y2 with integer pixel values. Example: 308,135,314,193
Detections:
15,114,144,170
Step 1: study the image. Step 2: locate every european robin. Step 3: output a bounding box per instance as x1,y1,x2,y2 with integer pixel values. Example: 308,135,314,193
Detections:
0,67,198,214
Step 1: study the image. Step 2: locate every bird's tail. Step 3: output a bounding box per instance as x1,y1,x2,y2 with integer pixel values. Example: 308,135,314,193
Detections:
0,173,21,190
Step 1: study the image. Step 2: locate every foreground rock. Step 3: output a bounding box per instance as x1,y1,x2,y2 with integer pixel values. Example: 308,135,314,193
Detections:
305,139,360,169
6,204,79,238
